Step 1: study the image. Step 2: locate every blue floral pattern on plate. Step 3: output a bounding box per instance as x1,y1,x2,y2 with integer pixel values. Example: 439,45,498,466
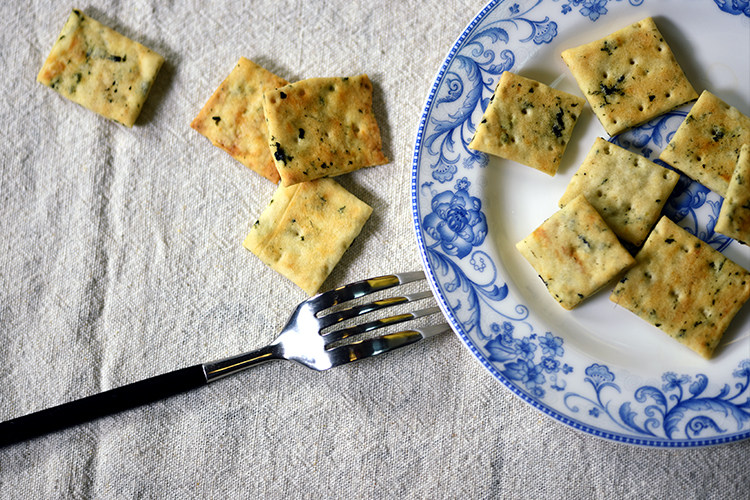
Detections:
411,0,750,447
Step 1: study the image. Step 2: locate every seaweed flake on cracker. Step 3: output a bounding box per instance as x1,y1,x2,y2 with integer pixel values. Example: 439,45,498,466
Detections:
243,178,372,295
37,9,164,127
659,90,750,197
716,144,750,245
516,194,635,310
191,58,288,183
561,17,697,136
610,216,750,359
559,137,679,246
468,71,585,176
263,75,388,187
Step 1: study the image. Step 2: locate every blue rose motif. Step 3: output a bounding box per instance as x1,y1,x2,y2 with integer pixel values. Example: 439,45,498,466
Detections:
423,177,488,258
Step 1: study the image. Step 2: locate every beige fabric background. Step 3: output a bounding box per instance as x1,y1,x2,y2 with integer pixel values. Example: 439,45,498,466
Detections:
0,0,747,498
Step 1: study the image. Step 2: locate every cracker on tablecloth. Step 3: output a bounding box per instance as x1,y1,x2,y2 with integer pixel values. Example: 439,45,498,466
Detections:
468,71,585,176
561,17,697,136
659,90,750,197
559,137,679,245
516,194,635,309
263,75,388,187
716,144,750,245
191,58,288,183
37,9,164,127
610,216,750,358
243,178,372,295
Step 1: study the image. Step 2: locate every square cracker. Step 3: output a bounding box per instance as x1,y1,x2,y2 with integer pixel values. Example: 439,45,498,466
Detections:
263,75,388,187
37,9,164,127
468,71,584,176
516,194,635,310
658,90,750,197
716,144,750,245
191,58,288,183
561,17,697,136
610,216,750,358
559,137,679,245
243,178,372,295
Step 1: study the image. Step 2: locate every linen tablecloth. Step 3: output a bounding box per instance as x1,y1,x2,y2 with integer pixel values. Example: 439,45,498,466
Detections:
1,1,747,498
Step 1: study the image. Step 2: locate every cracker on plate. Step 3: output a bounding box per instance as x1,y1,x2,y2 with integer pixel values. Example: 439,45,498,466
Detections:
658,90,750,197
263,75,388,187
716,144,750,245
191,58,288,183
610,216,750,358
516,194,635,310
37,9,164,127
468,71,585,176
243,178,372,295
561,17,697,136
559,137,680,246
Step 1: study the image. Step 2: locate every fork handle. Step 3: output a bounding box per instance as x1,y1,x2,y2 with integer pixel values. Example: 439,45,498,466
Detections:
0,364,208,447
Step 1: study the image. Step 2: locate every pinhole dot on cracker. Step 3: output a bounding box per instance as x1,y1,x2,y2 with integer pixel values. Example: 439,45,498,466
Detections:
561,17,697,136
263,75,388,187
243,178,372,295
716,144,750,245
659,90,750,197
559,137,680,246
468,71,585,176
37,9,164,127
191,58,288,183
516,194,635,310
610,216,750,359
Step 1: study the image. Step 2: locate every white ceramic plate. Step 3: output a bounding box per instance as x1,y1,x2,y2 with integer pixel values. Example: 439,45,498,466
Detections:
412,0,750,447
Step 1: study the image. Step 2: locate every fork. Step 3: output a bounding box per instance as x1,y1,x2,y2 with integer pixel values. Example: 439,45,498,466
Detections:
0,271,449,447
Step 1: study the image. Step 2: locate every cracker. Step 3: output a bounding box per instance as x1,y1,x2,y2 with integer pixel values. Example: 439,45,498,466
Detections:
516,194,635,309
243,178,372,295
468,71,585,176
658,90,750,197
561,17,697,136
559,137,679,245
37,9,164,127
191,58,288,183
263,75,388,187
610,216,750,358
716,144,750,245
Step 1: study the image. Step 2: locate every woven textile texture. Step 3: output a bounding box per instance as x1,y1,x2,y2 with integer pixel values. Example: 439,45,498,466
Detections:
0,1,747,498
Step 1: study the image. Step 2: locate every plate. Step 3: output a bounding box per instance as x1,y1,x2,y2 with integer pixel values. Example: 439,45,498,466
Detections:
411,0,750,447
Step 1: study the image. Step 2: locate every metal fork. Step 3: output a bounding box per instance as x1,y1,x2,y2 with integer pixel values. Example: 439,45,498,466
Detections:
0,271,449,447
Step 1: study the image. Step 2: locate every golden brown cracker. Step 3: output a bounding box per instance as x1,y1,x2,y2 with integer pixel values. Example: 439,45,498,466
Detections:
264,75,388,187
37,9,164,127
468,71,585,176
561,17,697,136
244,178,372,295
191,58,288,183
610,216,750,358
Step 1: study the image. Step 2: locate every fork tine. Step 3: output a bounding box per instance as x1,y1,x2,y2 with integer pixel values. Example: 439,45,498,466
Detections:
306,271,426,311
326,323,452,367
317,290,434,330
323,305,442,343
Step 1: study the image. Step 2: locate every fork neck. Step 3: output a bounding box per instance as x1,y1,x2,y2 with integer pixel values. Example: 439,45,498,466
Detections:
202,343,281,384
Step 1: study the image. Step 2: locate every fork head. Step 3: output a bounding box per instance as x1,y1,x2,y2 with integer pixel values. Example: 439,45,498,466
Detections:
273,271,451,370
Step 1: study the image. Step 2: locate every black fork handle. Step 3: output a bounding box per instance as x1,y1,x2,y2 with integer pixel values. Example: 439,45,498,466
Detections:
0,364,207,447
